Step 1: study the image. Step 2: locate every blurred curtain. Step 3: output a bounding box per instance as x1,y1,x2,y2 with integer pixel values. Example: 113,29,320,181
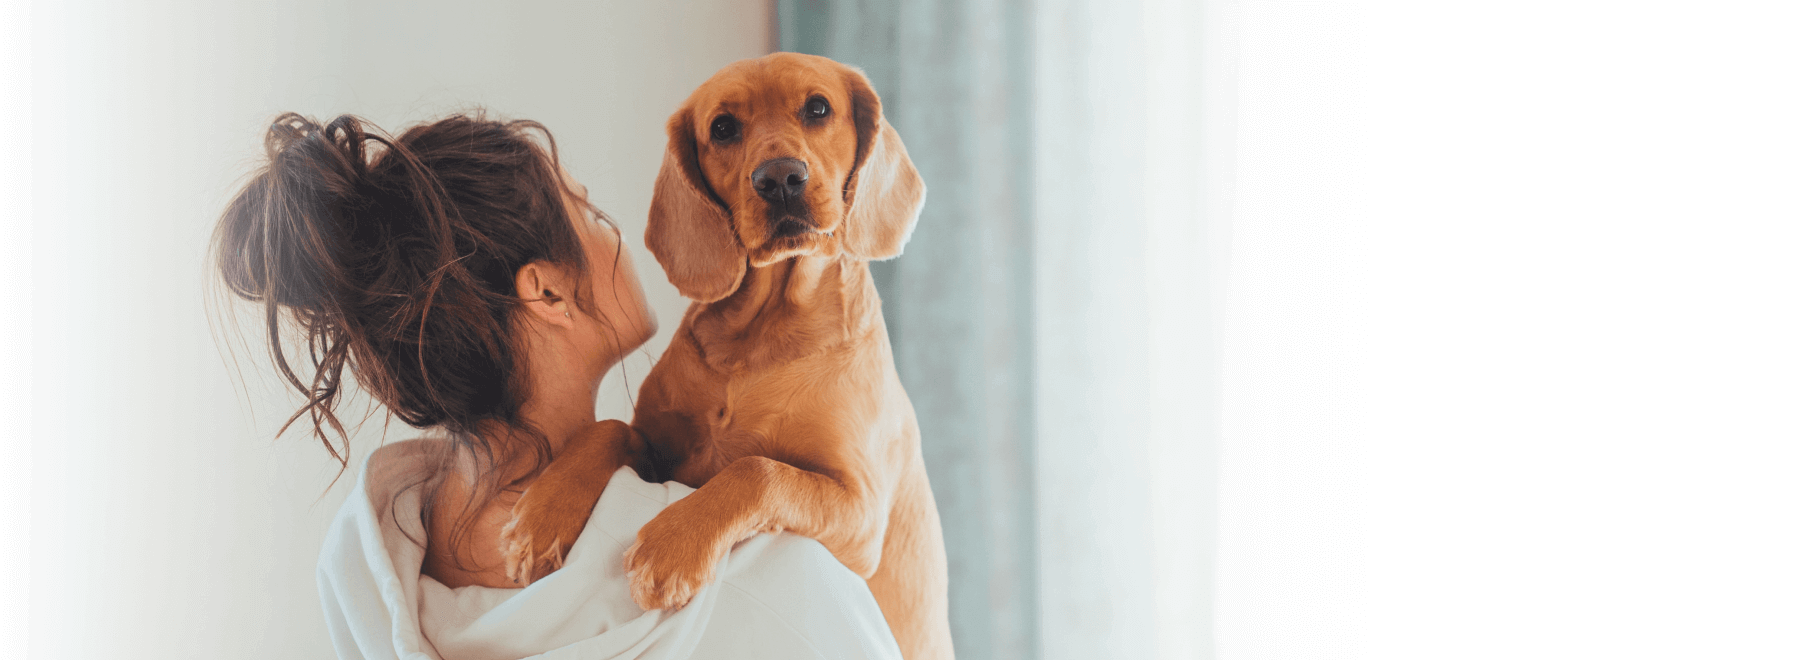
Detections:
779,2,1220,658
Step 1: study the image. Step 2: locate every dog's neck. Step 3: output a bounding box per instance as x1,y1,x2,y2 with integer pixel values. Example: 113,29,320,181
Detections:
687,253,884,371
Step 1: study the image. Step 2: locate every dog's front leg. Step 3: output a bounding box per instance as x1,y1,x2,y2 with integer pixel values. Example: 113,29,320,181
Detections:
623,454,888,610
500,420,647,584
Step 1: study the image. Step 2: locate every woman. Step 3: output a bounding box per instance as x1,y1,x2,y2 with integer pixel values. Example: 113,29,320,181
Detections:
214,112,901,659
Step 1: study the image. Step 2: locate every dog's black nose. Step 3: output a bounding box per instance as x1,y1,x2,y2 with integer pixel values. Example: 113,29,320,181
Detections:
752,158,809,203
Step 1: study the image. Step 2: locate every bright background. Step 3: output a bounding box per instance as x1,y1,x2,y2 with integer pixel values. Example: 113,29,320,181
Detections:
4,1,1798,659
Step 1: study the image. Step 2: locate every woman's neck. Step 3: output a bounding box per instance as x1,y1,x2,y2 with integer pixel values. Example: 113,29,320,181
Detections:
513,322,621,460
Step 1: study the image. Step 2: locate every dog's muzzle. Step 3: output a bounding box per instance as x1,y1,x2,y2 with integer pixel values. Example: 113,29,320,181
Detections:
755,157,826,239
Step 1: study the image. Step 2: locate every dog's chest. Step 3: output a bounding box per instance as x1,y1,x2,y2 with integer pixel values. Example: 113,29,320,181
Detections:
667,366,792,484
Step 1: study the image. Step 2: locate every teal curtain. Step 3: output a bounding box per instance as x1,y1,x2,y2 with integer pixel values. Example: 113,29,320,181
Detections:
779,2,1220,659
779,2,1042,659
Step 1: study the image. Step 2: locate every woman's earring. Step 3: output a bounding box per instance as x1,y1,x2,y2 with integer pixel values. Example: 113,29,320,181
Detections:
565,311,572,319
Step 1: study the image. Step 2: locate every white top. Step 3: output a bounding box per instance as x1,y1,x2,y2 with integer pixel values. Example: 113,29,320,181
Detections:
316,440,902,660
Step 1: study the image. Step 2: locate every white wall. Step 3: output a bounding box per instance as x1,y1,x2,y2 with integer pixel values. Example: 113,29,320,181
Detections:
1218,2,1800,659
2,2,34,659
24,2,770,657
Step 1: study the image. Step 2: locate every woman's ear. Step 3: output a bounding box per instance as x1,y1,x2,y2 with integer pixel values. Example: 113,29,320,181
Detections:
645,106,748,303
840,66,927,261
515,262,576,329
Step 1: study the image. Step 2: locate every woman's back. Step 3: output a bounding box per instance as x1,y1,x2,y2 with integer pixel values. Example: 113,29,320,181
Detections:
320,440,902,660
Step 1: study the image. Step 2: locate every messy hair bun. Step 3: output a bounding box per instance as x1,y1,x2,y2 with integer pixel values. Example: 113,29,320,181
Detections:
214,111,601,480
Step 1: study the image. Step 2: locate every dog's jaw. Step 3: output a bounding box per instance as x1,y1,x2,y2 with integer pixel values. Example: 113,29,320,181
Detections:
744,207,843,267
747,229,840,268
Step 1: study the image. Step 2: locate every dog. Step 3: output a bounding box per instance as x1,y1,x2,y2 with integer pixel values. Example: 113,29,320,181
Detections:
499,52,952,659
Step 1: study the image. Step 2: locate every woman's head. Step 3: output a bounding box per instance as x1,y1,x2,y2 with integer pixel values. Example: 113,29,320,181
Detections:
214,112,653,473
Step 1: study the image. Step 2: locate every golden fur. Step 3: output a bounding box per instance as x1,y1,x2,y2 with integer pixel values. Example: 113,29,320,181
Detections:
499,53,951,659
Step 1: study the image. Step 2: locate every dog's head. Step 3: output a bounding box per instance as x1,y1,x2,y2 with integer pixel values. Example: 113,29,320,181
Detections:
646,52,925,302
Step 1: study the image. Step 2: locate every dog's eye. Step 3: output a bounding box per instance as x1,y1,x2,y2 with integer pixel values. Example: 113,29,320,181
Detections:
804,96,831,120
710,115,740,142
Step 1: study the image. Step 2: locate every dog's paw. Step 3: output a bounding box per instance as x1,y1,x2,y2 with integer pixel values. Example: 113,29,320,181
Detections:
499,484,589,585
498,519,566,586
622,504,730,611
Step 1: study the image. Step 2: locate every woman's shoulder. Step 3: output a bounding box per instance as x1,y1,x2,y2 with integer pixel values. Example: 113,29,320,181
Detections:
590,468,901,658
322,438,449,544
597,467,872,602
358,438,451,502
694,532,902,658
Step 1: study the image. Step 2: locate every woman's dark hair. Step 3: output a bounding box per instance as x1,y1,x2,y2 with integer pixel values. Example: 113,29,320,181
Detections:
213,111,609,566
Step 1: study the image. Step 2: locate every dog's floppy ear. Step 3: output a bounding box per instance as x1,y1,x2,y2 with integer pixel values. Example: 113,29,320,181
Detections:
646,106,747,302
839,67,926,261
